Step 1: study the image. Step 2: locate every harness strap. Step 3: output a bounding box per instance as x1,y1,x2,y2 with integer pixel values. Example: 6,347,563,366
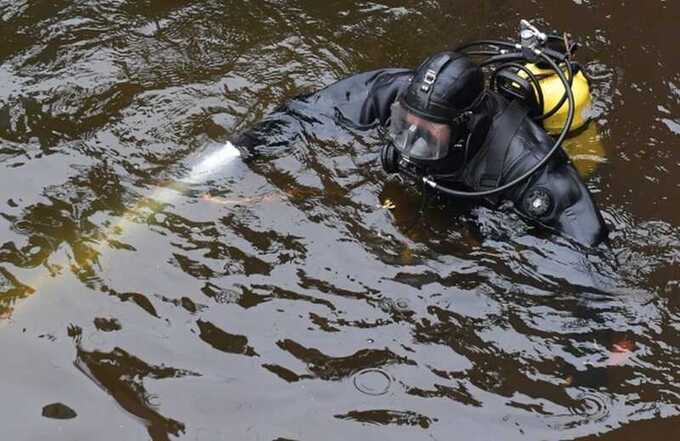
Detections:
476,99,530,192
419,54,453,105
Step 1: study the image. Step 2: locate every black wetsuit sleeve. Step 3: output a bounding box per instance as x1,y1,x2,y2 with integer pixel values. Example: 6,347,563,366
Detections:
509,159,608,246
231,105,303,160
471,93,609,246
231,69,413,159
357,70,413,126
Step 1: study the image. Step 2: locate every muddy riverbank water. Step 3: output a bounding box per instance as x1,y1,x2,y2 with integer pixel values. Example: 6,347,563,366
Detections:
0,1,678,440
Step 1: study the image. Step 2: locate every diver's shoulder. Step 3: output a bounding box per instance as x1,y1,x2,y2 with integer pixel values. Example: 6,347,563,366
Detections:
319,68,412,92
306,68,412,110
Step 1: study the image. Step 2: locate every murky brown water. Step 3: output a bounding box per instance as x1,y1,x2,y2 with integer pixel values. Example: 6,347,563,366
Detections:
0,1,678,440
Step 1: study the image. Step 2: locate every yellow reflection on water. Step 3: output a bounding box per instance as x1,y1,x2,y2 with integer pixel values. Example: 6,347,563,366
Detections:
562,123,607,178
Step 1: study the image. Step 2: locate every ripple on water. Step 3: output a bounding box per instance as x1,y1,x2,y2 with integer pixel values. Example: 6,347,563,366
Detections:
542,391,613,431
352,368,393,396
568,391,612,421
503,390,614,435
1,1,679,440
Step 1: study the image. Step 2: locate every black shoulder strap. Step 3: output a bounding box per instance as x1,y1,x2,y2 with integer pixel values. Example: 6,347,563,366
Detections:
476,99,530,191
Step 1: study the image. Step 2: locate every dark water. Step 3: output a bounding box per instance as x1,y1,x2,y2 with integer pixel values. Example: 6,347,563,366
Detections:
0,1,678,440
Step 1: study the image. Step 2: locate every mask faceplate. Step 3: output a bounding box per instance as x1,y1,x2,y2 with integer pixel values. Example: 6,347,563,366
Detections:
389,102,459,161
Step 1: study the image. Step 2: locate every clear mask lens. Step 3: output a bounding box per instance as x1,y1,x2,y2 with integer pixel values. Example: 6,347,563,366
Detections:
389,102,453,161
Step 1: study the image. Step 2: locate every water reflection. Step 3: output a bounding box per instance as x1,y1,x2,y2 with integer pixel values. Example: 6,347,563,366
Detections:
0,0,678,440
73,328,195,440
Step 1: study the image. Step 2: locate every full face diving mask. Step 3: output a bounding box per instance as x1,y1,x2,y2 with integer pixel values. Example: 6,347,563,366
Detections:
386,100,466,178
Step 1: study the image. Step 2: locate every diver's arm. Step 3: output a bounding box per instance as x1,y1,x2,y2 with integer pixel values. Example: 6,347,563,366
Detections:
231,69,412,158
230,103,304,161
231,129,260,160
511,163,608,246
357,70,413,126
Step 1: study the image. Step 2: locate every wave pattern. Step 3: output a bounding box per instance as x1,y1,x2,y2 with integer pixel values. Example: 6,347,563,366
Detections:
0,1,678,440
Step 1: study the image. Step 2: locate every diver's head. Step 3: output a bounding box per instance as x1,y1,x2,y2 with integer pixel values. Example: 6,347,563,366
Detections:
383,51,484,179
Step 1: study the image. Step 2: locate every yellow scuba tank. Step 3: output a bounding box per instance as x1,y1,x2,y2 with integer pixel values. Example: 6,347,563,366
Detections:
524,63,592,135
521,64,605,177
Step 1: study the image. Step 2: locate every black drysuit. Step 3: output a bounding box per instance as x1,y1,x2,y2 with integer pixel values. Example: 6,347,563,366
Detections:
233,69,608,246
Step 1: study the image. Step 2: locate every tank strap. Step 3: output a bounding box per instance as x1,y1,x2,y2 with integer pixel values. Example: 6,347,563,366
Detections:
471,99,530,196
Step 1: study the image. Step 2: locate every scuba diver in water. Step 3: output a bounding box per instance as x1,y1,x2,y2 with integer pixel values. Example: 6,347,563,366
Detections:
230,20,608,247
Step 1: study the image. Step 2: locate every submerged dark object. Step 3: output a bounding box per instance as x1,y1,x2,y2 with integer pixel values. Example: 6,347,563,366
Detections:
41,402,77,420
232,20,607,247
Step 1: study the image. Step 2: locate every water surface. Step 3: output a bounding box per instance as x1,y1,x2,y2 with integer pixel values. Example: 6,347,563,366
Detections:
0,1,678,440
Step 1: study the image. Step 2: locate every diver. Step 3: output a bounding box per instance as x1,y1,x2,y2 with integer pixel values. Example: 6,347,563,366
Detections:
230,21,608,247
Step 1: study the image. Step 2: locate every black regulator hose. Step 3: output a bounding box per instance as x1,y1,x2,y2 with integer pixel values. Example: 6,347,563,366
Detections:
423,51,575,198
464,50,505,56
479,52,526,67
536,59,573,121
456,40,517,51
